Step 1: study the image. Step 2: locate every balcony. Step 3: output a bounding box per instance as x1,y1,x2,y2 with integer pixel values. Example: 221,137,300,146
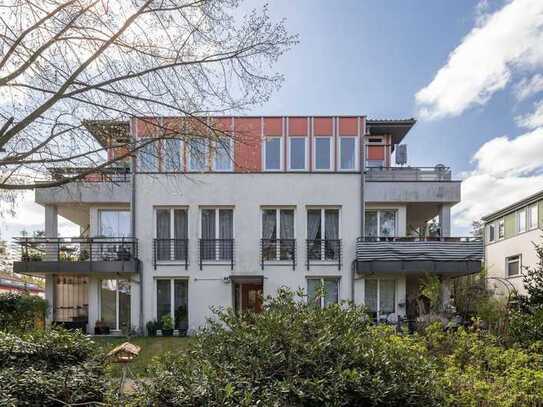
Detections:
153,239,189,270
50,166,131,183
199,239,234,270
356,236,483,276
306,239,342,270
365,166,451,181
13,237,139,275
260,239,296,270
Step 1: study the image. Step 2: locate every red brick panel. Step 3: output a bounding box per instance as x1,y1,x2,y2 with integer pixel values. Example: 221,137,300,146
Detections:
234,118,261,172
263,117,282,136
314,117,333,135
288,117,308,136
338,117,358,136
367,145,385,160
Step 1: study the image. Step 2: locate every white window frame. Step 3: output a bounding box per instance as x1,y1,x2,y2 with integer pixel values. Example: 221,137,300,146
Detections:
506,255,521,278
307,277,339,308
313,136,334,171
498,219,505,240
365,136,386,168
337,136,359,171
364,278,397,321
162,138,184,172
528,204,538,230
199,206,235,262
155,277,189,327
487,223,495,243
261,207,296,261
306,207,341,261
365,209,397,238
287,137,308,171
99,279,130,331
263,136,283,171
212,137,233,172
154,207,189,263
188,138,209,172
98,209,130,237
517,209,526,233
137,139,159,172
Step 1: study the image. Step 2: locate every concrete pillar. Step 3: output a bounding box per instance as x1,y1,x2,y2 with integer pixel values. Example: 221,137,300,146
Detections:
44,205,58,236
439,204,451,237
44,205,58,326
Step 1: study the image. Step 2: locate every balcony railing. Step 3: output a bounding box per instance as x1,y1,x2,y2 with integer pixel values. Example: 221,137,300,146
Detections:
365,166,451,181
199,239,234,270
358,236,480,242
13,237,138,274
153,239,188,269
306,239,342,270
260,239,296,270
49,166,131,182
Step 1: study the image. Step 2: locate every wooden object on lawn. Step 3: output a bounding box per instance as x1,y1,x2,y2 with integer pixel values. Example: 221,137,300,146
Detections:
107,342,141,364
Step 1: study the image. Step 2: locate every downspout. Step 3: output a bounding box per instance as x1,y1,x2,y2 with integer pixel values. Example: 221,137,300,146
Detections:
352,118,366,302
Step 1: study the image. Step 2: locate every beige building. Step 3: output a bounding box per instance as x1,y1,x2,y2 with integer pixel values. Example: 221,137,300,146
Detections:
483,190,543,297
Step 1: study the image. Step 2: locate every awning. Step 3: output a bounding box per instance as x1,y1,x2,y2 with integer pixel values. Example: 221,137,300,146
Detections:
228,274,264,284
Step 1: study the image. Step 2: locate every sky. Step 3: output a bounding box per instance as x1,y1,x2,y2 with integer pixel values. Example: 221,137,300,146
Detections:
3,0,543,239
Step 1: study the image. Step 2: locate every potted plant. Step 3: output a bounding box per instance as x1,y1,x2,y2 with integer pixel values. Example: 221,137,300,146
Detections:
161,314,174,336
95,320,110,335
146,319,159,336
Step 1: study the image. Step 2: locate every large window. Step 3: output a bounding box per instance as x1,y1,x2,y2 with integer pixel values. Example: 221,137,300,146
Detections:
314,137,332,170
339,137,356,170
528,205,538,230
138,140,159,172
265,137,282,170
262,208,295,261
99,210,130,237
156,278,188,331
506,255,521,277
213,138,233,171
100,279,130,333
487,223,495,242
364,279,396,321
364,210,396,238
156,208,188,261
498,219,505,239
201,208,234,261
307,208,340,260
163,139,182,171
307,278,339,308
517,209,526,233
288,137,306,170
188,138,208,171
366,137,386,167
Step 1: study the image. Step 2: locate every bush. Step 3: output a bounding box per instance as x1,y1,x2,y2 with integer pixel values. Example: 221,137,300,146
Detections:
0,292,48,333
508,308,543,344
133,289,443,406
0,328,107,405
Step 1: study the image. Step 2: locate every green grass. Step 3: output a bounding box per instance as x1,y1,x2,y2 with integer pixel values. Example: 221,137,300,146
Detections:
92,336,193,377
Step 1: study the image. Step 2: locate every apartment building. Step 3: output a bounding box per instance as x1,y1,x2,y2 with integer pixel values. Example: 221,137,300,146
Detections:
483,190,543,297
14,116,483,334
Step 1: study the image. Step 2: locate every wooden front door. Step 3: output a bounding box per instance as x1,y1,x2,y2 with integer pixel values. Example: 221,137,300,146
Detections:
241,284,263,313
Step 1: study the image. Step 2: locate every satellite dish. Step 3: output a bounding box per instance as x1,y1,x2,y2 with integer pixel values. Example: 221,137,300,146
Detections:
395,144,407,166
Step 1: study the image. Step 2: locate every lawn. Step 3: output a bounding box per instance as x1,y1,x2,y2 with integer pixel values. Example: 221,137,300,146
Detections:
92,336,193,377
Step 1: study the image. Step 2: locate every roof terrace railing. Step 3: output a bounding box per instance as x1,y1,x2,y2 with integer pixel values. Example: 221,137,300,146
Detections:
365,166,452,181
49,166,130,183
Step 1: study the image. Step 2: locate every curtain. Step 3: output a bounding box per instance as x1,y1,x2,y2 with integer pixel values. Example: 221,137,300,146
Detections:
201,209,215,260
323,279,338,307
173,280,188,330
156,209,171,260
156,280,171,322
174,209,187,260
262,210,277,260
380,210,396,237
307,210,322,259
280,210,294,260
219,209,233,260
379,280,396,317
364,279,378,320
325,209,339,260
163,139,181,171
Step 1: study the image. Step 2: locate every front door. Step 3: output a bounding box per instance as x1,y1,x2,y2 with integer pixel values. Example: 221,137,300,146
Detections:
241,284,263,313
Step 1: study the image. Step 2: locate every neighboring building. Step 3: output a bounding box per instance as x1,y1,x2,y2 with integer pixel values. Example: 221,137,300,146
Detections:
14,116,483,334
482,190,543,297
0,272,44,297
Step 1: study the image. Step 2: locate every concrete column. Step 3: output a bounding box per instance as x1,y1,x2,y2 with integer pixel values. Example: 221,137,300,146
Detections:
44,205,58,326
439,204,451,237
44,205,58,236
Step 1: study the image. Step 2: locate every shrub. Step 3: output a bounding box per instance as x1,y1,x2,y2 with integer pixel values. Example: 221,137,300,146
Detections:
133,289,443,406
508,308,543,344
0,328,107,405
0,292,48,333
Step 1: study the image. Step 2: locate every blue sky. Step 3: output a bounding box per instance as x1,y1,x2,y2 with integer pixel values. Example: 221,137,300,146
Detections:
3,0,543,239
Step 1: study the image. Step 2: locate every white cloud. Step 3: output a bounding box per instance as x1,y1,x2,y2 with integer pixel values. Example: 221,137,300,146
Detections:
453,127,543,228
416,0,543,120
515,100,543,129
514,74,543,101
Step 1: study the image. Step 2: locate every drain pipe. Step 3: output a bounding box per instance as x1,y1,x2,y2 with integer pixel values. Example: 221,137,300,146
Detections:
353,119,366,302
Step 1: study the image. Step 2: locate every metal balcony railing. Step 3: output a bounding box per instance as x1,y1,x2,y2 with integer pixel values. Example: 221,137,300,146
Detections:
49,166,131,182
260,239,296,270
153,239,188,269
306,239,342,270
357,236,481,243
199,239,234,270
365,166,452,181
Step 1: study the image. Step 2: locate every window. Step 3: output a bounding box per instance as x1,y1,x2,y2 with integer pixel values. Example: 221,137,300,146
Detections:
213,138,233,171
339,137,357,170
265,137,282,170
138,140,159,172
506,255,521,277
488,223,495,242
517,209,526,233
156,278,188,331
364,210,396,238
201,208,234,261
288,137,306,170
528,205,538,230
307,278,339,308
364,279,396,321
307,208,340,260
262,208,295,261
100,279,130,332
99,210,130,237
366,137,385,168
498,219,505,239
188,138,208,171
163,139,182,171
156,208,188,261
314,137,332,170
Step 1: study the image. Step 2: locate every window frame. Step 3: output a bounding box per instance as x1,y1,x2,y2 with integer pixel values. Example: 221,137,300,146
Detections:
155,277,189,330
137,139,159,172
154,207,189,263
364,209,397,238
364,278,397,321
506,255,522,278
337,136,359,171
306,277,339,308
199,207,235,240
188,138,209,172
528,204,538,230
263,136,283,171
98,209,130,237
313,136,334,171
487,223,495,243
287,136,308,171
498,219,505,240
212,137,234,172
99,279,131,332
517,209,526,233
365,136,386,168
261,207,296,262
162,138,184,172
306,207,341,261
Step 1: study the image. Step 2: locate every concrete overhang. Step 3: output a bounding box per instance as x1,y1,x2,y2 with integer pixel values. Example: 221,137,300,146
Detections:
35,182,131,206
365,181,461,204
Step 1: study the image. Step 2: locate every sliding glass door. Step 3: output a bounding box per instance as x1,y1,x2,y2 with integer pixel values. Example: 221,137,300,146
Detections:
100,279,131,332
156,279,189,331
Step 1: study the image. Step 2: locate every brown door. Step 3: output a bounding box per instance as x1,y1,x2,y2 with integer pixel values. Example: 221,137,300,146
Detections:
241,284,263,313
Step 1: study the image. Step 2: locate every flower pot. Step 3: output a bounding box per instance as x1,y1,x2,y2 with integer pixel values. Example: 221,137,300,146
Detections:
162,329,173,336
156,329,163,336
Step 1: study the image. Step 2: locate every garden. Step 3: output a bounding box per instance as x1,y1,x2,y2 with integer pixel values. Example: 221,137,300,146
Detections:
1,248,543,406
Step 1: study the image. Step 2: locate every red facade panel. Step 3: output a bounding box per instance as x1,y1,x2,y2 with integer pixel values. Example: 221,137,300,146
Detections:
288,117,308,136
367,145,385,160
263,117,282,136
314,117,333,135
234,118,261,172
338,117,358,136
